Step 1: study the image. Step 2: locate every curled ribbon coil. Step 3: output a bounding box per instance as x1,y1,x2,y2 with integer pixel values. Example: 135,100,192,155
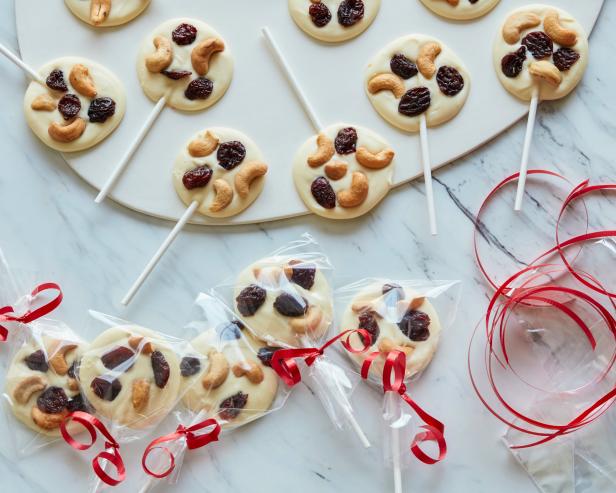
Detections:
60,411,126,486
0,282,63,341
142,418,221,479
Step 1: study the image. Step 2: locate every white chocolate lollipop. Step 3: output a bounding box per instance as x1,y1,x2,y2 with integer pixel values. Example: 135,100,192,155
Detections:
288,0,381,43
419,0,500,21
65,0,151,27
23,57,125,152
293,123,395,219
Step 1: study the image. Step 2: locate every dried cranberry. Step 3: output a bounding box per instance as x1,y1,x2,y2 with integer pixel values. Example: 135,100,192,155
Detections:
57,94,81,120
162,70,192,80
337,0,364,27
101,346,135,370
288,263,316,290
182,165,213,190
151,350,170,388
46,69,68,92
172,23,198,45
309,2,331,28
358,312,379,346
311,177,336,209
91,377,122,401
217,320,244,340
67,393,87,413
382,283,404,304
273,292,308,317
37,387,68,414
521,31,553,60
334,127,358,155
390,54,418,80
501,46,527,78
88,97,116,123
436,66,464,96
185,77,213,100
180,356,201,377
218,391,248,421
398,310,431,341
24,350,49,373
217,141,246,170
236,285,267,316
398,87,431,117
257,346,282,367
553,48,580,72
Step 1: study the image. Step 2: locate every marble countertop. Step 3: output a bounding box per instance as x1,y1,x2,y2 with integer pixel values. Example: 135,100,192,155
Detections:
1,1,614,492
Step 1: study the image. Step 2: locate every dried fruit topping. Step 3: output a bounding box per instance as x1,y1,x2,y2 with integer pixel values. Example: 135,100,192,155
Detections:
91,377,122,401
46,69,68,92
217,320,244,340
151,350,170,388
182,165,213,190
236,285,267,316
337,0,365,27
180,356,201,377
88,97,116,123
358,311,379,346
398,87,431,117
311,176,336,209
288,264,316,290
273,292,308,317
501,46,527,78
553,47,580,72
309,2,332,27
37,386,68,414
101,346,135,370
257,346,282,367
390,54,418,80
58,94,81,120
172,23,198,45
521,31,553,60
398,310,431,342
382,283,404,303
218,391,248,421
436,66,464,97
334,127,358,155
24,350,49,373
185,77,214,100
68,360,78,379
67,393,87,413
162,70,192,80
217,141,247,170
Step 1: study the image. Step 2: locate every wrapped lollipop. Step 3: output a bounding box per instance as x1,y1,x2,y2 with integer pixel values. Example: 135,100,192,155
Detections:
65,0,151,27
419,0,500,21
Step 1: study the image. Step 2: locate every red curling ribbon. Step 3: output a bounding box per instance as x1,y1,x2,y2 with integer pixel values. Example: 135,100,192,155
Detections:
142,418,221,479
271,329,372,386
0,282,63,341
60,411,126,486
361,350,447,465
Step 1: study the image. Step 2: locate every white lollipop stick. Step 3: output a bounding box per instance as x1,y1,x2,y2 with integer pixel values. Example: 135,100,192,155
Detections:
0,42,43,83
392,424,402,493
95,96,167,203
514,87,540,211
261,27,323,133
91,446,115,493
419,114,438,236
122,200,199,305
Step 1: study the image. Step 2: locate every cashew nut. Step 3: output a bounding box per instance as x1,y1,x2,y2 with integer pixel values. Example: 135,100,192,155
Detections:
378,337,414,357
253,266,283,287
132,379,150,412
337,172,369,208
31,94,56,111
48,118,86,143
410,297,426,310
128,336,153,355
543,9,578,47
528,61,562,87
307,133,335,168
234,161,268,198
202,351,229,390
68,378,80,392
290,306,324,334
146,36,173,73
232,361,264,384
31,406,68,430
367,73,405,99
13,375,47,405
502,12,542,44
356,147,395,170
417,42,442,79
441,0,459,5
209,179,234,212
324,161,348,181
191,38,225,76
352,301,383,316
69,64,97,98
188,130,219,157
47,340,78,376
90,0,111,25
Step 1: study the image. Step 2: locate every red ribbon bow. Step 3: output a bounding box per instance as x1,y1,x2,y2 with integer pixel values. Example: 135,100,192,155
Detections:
362,350,447,465
60,411,126,486
0,282,63,341
142,418,221,479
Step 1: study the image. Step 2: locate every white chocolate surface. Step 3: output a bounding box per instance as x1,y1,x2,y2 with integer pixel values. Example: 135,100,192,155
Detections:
65,0,151,27
419,0,500,21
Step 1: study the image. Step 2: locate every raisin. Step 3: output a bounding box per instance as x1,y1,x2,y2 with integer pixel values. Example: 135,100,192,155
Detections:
398,87,431,117
521,32,553,60
180,356,201,377
88,97,116,123
46,69,68,92
257,346,282,367
288,263,316,290
151,350,170,388
185,77,213,100
91,377,122,401
501,46,527,78
334,127,358,155
37,386,68,414
436,66,464,96
162,70,192,80
217,320,244,340
218,391,248,421
101,346,135,371
24,350,49,373
358,312,379,346
182,165,213,190
553,48,580,72
172,23,198,45
390,54,418,80
58,94,81,120
273,292,308,317
67,393,87,413
337,0,364,27
236,285,267,316
382,283,404,303
398,310,431,341
217,141,246,170
309,2,332,27
311,176,336,209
